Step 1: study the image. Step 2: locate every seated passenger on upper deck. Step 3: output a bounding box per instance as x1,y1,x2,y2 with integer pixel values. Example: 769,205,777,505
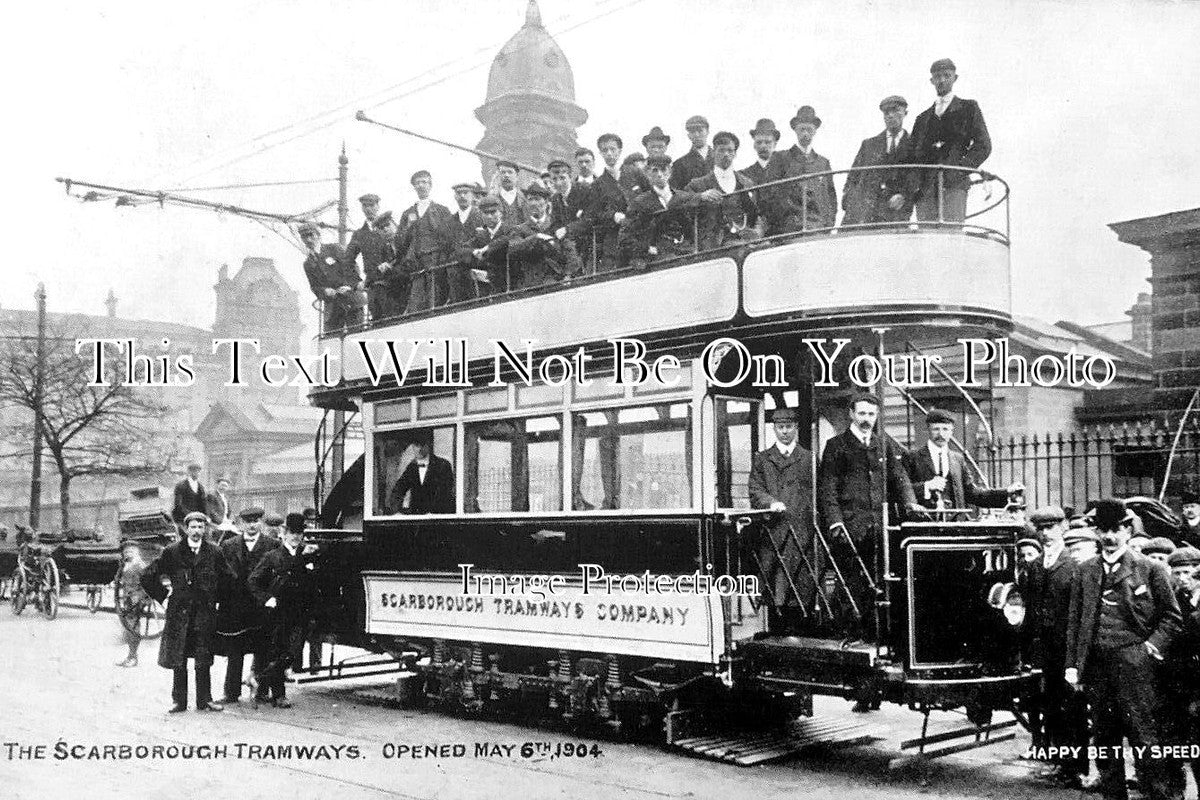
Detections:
507,183,582,289
457,196,514,295
685,131,759,251
621,154,700,269
387,441,455,515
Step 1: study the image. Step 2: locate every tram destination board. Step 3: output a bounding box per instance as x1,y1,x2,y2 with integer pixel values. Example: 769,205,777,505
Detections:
13,1,1200,799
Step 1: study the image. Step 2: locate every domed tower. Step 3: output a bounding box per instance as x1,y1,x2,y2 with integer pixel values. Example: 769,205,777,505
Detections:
475,0,588,183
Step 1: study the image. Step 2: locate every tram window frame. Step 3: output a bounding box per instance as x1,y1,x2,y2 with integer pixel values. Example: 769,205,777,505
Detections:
714,397,760,510
570,400,695,513
463,413,563,514
371,425,457,517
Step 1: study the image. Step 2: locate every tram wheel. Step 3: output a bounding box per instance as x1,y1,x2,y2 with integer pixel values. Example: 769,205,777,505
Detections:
11,571,26,616
43,588,59,620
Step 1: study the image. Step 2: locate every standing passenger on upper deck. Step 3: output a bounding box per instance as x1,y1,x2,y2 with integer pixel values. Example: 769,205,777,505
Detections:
740,118,789,237
493,160,529,227
447,182,485,304
619,153,647,204
776,106,838,229
548,158,591,258
842,96,917,226
395,170,455,313
589,134,628,272
621,154,700,269
459,196,515,295
910,58,992,223
507,183,581,289
630,127,671,195
685,131,758,251
299,222,360,331
344,193,400,322
670,115,714,191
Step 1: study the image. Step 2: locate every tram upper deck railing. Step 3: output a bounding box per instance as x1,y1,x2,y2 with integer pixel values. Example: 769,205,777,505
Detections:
314,164,1011,339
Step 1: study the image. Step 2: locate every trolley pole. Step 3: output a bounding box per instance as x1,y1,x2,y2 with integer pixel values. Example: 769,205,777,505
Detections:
331,146,348,485
29,283,47,529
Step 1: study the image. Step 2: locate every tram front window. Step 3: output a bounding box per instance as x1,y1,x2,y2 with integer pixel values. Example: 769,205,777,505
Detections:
374,426,456,515
572,402,692,511
465,415,562,513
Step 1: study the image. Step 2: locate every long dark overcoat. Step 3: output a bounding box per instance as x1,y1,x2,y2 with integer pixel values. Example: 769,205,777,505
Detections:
140,540,227,669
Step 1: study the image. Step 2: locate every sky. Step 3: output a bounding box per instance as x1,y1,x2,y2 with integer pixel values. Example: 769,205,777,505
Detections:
4,0,1199,334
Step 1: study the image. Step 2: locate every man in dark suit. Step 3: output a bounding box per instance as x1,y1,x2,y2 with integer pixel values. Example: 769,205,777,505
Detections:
458,196,515,295
205,475,236,540
140,512,228,713
777,106,838,229
172,463,207,528
1065,498,1182,800
300,222,361,332
621,154,700,269
387,442,455,514
910,58,992,223
395,170,456,313
508,183,582,289
249,513,319,708
843,96,917,226
906,408,1021,511
748,407,816,635
588,133,629,272
1179,488,1200,548
492,160,529,227
741,118,792,237
1164,547,1200,791
217,510,280,704
817,393,918,645
685,131,758,251
1021,506,1089,787
670,115,714,191
446,182,485,304
343,192,400,322
548,158,593,262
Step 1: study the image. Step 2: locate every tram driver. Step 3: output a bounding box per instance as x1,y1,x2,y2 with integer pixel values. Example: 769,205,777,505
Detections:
387,439,455,515
906,408,1022,512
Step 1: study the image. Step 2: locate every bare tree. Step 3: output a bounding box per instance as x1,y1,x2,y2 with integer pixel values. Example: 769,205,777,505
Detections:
0,316,181,532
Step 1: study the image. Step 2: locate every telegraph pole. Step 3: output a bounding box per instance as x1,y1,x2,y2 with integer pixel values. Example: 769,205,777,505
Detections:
29,283,46,529
332,146,349,483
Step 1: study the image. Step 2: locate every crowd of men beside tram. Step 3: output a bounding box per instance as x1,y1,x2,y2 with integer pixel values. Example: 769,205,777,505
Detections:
118,462,323,714
755,396,1200,800
304,57,993,330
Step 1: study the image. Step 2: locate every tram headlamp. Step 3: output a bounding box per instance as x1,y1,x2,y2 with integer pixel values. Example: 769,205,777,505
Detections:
986,582,1025,627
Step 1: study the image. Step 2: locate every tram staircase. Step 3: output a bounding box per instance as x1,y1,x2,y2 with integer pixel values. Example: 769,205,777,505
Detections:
313,408,362,515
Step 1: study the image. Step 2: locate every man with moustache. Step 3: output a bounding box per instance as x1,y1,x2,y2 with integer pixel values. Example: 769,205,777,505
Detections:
843,96,917,225
817,394,919,652
777,105,838,229
588,133,628,271
1065,498,1182,800
906,408,1022,512
1178,488,1200,548
685,131,758,250
395,170,456,313
343,192,400,321
670,115,715,191
140,512,228,713
217,509,280,704
910,58,992,223
749,407,816,635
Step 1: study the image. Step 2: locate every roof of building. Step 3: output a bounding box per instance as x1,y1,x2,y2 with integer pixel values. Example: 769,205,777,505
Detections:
194,400,324,440
484,0,579,107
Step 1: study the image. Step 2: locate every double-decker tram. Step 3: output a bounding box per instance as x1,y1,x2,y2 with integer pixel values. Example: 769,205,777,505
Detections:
304,166,1037,761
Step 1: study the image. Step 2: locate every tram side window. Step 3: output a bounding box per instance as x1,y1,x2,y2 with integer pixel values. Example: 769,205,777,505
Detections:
373,427,456,515
716,399,758,508
572,402,692,511
465,415,562,513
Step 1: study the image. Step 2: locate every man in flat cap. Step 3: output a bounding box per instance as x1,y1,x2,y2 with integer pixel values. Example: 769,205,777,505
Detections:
1065,498,1182,800
1022,505,1089,787
670,115,714,191
394,170,456,314
1163,545,1200,794
446,182,485,303
749,407,817,636
622,153,700,269
910,58,992,223
458,195,515,295
250,513,319,708
1179,488,1200,549
585,134,628,271
172,463,208,531
843,96,916,226
817,393,919,650
548,158,592,263
906,408,1022,512
492,161,529,227
685,131,758,251
217,506,280,705
140,511,229,713
507,182,582,289
343,192,400,322
299,221,361,332
1144,537,1177,565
